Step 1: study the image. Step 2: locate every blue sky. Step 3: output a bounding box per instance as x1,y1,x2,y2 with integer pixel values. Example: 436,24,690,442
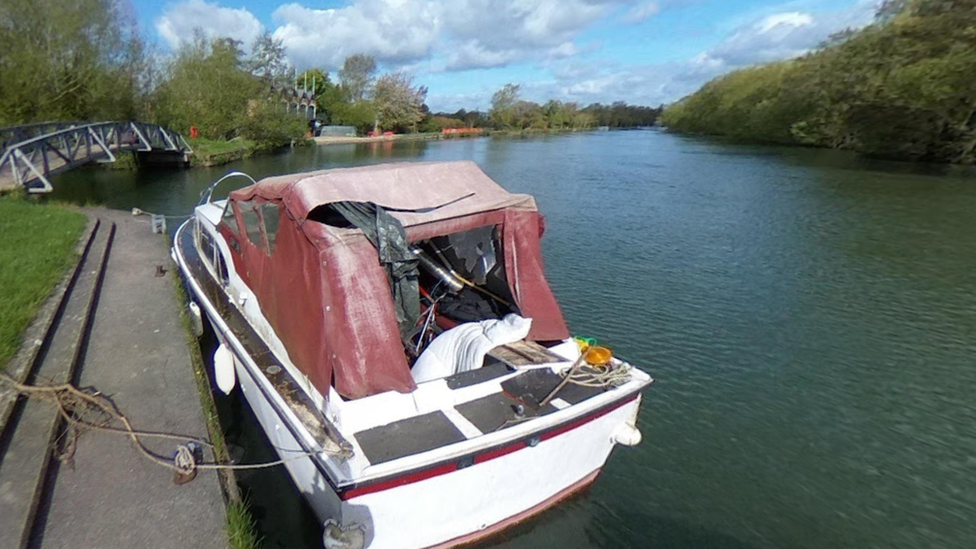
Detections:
134,0,879,111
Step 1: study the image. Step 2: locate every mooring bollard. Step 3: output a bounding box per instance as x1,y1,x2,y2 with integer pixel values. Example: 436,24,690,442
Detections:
151,214,166,234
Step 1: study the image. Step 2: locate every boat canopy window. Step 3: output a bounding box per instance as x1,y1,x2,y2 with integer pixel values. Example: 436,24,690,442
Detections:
195,220,216,266
239,201,265,251
195,221,229,285
259,202,280,255
220,201,239,236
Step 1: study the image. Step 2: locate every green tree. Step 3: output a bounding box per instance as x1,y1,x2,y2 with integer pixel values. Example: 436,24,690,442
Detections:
249,32,291,88
239,98,306,150
330,100,377,134
339,54,377,102
153,34,258,139
512,101,544,130
0,0,146,124
373,72,427,131
418,115,466,133
490,84,521,129
296,68,330,93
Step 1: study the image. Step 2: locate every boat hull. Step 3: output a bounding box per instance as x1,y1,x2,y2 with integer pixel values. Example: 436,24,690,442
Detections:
232,346,638,548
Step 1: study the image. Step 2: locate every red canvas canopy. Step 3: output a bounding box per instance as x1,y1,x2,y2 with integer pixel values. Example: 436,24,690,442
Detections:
223,161,569,399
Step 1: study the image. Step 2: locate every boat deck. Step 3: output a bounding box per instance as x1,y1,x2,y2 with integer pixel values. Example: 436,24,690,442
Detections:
352,359,609,466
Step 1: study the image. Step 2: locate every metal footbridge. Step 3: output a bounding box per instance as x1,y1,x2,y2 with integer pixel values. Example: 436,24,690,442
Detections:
0,121,192,194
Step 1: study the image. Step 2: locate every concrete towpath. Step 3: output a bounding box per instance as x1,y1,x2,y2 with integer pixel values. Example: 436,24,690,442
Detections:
2,207,226,548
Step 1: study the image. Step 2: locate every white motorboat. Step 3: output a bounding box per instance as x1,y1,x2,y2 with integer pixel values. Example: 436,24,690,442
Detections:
172,161,652,549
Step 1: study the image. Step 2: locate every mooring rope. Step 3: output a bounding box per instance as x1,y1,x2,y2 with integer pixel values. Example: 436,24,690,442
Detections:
559,361,634,389
0,372,338,478
130,207,191,220
0,359,633,478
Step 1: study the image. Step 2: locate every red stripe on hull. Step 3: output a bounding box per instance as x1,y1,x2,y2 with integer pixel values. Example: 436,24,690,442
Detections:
425,469,602,549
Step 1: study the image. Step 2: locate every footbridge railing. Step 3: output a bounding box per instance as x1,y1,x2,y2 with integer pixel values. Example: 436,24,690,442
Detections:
0,121,193,194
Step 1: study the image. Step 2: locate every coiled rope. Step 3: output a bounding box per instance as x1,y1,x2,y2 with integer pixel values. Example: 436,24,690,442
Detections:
0,372,338,478
560,361,634,388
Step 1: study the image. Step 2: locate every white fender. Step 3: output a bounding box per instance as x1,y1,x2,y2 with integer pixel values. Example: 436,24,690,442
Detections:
613,423,643,446
188,301,204,337
214,343,237,395
612,395,643,446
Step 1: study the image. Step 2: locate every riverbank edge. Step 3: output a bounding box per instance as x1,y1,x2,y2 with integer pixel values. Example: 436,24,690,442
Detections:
169,240,261,549
88,138,312,170
312,127,599,147
189,138,316,168
660,126,976,167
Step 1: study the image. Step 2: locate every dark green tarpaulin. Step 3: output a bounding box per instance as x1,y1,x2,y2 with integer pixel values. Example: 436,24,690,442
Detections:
327,201,420,338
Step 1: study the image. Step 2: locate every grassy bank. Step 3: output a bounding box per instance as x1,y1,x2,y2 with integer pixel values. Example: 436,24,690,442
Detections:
226,499,261,549
189,137,254,167
0,197,87,369
189,137,313,167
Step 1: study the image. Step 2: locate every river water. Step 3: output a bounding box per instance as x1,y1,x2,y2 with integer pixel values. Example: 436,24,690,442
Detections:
51,130,976,549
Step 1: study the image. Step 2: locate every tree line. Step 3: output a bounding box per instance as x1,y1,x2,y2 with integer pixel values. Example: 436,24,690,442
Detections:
660,0,976,164
481,84,661,132
0,0,660,147
414,84,661,133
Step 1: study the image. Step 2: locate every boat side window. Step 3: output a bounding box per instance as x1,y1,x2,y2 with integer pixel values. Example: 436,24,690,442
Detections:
196,223,229,285
197,222,216,266
239,201,265,251
258,202,280,255
214,247,229,285
220,201,240,236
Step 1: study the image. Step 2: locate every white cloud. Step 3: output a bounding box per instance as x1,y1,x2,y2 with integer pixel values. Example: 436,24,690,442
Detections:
154,0,663,72
156,0,264,50
443,40,581,72
703,11,820,66
621,1,660,24
443,0,604,50
272,0,627,72
701,1,876,67
538,61,717,107
438,0,614,70
271,0,441,70
425,91,494,112
444,42,520,72
758,12,814,32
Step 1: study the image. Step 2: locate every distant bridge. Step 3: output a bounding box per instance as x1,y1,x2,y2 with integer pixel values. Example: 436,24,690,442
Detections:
0,121,192,194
